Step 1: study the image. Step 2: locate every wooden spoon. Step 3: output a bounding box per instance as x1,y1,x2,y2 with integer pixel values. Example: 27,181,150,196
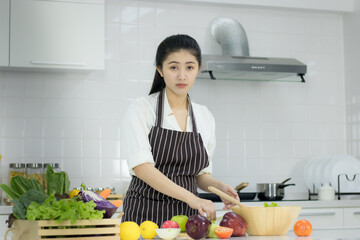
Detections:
235,182,249,191
208,186,247,208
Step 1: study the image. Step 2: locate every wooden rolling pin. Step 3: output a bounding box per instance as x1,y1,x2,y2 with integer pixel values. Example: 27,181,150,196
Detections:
208,186,247,208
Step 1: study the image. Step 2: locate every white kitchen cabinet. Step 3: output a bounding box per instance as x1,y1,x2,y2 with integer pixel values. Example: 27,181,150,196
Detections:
0,214,9,239
343,207,360,228
10,0,104,70
0,0,10,67
297,208,343,229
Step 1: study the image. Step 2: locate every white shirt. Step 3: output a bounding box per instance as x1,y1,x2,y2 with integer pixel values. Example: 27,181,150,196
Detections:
121,90,215,176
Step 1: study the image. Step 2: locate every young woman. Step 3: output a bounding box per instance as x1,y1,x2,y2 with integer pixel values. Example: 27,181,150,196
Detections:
121,34,239,226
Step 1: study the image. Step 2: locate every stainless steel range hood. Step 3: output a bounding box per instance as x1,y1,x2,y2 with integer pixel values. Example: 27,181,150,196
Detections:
198,17,307,82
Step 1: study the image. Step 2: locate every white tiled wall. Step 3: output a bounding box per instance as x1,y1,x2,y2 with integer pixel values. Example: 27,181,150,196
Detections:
0,0,347,197
344,2,360,161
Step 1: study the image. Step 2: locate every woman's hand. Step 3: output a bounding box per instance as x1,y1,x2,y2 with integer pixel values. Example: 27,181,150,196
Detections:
186,195,216,221
219,183,240,210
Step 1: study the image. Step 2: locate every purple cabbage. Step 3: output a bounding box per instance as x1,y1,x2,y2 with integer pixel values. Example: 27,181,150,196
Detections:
79,190,117,218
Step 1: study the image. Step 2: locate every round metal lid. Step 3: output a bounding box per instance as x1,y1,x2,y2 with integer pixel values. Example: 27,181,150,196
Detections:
43,163,60,169
26,163,43,169
9,163,26,168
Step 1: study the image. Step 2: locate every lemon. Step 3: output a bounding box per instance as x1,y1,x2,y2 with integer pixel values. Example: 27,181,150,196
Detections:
140,221,159,239
120,221,141,240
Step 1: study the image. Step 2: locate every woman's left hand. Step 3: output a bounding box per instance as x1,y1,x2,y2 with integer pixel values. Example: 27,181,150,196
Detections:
219,183,240,210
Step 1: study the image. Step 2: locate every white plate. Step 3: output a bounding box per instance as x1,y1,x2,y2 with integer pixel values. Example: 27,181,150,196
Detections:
304,156,321,191
320,155,337,186
313,156,328,190
329,155,360,192
304,157,316,191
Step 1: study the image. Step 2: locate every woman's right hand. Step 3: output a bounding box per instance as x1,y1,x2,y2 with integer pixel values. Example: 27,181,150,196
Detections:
186,195,216,221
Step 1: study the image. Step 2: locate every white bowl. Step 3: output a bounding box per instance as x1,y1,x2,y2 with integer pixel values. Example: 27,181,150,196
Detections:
155,228,181,240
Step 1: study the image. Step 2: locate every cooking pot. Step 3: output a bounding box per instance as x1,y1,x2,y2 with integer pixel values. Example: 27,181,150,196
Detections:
257,178,295,201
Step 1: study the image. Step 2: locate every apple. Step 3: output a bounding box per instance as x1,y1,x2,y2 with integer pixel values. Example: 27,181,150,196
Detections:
171,215,188,232
219,212,247,237
161,220,180,229
207,223,220,238
185,214,211,239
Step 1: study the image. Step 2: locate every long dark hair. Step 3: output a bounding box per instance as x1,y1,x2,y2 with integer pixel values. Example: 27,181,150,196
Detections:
149,34,202,95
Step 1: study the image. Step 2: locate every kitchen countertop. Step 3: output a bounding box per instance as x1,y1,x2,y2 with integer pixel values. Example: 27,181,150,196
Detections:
178,229,360,240
0,205,12,215
1,199,360,214
213,199,360,210
1,200,360,239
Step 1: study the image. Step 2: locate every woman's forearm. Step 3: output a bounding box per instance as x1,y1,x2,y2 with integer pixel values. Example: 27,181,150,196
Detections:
133,163,196,203
196,173,224,192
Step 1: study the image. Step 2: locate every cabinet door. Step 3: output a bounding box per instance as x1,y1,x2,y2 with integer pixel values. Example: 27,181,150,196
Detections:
297,208,343,229
0,214,10,238
0,0,10,66
10,0,104,70
344,208,360,228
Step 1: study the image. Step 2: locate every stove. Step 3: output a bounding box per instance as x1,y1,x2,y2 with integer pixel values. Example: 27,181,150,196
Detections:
198,192,313,202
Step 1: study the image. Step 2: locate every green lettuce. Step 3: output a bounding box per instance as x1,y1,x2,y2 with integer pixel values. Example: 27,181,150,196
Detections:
26,194,104,224
264,202,279,207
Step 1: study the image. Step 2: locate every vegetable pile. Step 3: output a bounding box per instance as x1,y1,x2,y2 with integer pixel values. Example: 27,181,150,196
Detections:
0,165,121,227
26,193,104,224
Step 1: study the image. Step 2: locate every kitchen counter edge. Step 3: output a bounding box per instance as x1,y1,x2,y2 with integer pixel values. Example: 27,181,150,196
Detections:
213,199,360,210
1,199,360,214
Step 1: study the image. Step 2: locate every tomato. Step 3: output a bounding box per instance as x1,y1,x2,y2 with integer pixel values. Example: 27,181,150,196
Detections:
293,219,313,237
214,227,233,239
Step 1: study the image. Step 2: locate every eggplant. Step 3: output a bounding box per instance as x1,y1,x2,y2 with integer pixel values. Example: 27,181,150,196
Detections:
80,190,117,218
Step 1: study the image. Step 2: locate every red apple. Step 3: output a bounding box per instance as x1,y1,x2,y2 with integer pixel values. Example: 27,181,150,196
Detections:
185,214,211,239
220,212,247,237
161,220,180,228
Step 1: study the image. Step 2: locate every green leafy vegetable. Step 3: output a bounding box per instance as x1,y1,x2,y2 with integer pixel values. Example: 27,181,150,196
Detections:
26,194,105,224
45,164,70,196
0,184,20,200
264,202,279,207
13,189,48,219
0,176,44,201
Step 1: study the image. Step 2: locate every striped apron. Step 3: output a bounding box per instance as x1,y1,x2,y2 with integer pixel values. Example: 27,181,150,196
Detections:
122,89,209,226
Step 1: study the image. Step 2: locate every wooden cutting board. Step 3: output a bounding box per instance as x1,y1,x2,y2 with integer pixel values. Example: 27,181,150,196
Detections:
177,233,193,239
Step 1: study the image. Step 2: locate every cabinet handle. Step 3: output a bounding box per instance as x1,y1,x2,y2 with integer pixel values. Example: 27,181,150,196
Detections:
299,212,336,217
33,0,102,4
353,211,360,215
31,61,86,66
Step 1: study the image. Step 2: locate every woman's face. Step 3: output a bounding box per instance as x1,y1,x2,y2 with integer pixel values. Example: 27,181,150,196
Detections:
157,49,200,97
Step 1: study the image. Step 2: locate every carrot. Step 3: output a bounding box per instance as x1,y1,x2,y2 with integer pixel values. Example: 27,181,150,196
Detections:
111,200,123,208
99,188,111,199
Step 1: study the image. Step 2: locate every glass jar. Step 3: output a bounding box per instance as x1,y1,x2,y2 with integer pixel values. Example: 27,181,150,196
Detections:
26,163,44,187
95,187,105,194
43,163,60,172
107,186,116,194
9,163,26,182
86,187,95,192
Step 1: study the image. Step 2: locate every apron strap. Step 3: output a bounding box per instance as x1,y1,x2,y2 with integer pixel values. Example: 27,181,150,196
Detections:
188,95,198,133
155,88,198,133
156,89,164,128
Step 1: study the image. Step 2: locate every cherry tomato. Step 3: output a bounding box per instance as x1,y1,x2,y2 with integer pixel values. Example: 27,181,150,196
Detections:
214,227,233,239
293,219,313,237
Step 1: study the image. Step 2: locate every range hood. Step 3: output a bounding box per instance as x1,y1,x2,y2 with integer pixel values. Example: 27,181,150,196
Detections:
198,17,307,82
